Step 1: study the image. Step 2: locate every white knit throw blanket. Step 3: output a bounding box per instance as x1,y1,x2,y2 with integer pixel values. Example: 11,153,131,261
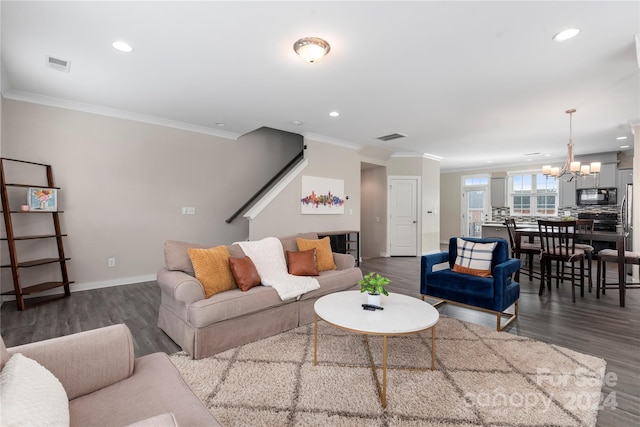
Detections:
237,237,320,301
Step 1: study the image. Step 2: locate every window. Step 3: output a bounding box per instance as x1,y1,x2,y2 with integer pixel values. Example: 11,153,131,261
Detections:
509,173,558,216
464,177,489,186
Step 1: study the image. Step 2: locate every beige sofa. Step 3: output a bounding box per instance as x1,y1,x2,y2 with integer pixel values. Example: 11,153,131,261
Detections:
157,232,363,359
0,324,221,427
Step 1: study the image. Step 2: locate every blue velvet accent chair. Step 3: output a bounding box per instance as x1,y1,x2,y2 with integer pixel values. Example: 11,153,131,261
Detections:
420,237,521,331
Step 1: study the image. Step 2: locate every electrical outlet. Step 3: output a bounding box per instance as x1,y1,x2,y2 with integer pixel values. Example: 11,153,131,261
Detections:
181,207,196,215
108,258,116,267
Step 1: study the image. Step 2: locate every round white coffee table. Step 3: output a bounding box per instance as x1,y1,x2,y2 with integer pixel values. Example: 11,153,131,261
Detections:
314,290,439,408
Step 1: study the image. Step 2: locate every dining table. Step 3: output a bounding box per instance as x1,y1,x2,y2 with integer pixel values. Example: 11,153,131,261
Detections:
515,226,629,307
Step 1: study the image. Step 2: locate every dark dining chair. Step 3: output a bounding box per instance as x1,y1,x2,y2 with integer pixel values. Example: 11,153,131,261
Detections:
574,219,595,292
537,220,585,303
596,249,640,307
504,218,541,282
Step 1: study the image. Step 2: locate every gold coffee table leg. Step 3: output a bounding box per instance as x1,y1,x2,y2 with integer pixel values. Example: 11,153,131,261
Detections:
431,326,436,370
382,335,388,408
314,314,318,366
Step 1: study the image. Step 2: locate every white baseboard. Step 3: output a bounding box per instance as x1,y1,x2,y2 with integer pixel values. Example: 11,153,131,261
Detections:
0,274,156,304
379,252,389,258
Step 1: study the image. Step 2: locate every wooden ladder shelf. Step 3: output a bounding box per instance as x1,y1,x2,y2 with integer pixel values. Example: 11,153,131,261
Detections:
0,158,73,310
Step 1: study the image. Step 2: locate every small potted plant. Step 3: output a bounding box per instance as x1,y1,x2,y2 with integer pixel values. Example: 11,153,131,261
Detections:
358,272,391,306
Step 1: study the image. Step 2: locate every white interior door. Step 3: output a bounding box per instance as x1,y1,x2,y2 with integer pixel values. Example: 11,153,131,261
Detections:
389,178,418,256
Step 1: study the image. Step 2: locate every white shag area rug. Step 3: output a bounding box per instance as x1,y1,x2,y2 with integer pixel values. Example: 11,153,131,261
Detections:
170,316,607,426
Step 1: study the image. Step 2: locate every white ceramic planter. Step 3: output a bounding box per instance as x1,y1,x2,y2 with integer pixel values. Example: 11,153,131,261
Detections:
367,293,382,307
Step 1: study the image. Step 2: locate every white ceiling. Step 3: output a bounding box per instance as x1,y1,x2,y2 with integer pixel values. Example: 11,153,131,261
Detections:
1,1,639,171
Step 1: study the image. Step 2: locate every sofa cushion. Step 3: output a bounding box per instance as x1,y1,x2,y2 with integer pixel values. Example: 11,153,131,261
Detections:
0,353,70,427
452,238,497,277
188,246,237,298
296,237,337,271
125,413,178,427
279,232,318,253
426,269,494,299
69,353,220,426
0,335,8,370
229,256,261,291
287,249,319,276
164,240,211,276
298,267,363,301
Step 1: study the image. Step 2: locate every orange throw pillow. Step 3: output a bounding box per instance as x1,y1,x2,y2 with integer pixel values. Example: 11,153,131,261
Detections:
187,246,237,298
287,249,319,276
296,237,337,271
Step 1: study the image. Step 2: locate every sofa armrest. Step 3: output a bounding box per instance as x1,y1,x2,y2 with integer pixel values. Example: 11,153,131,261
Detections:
333,252,356,270
493,258,521,284
420,252,450,294
7,324,135,400
157,268,206,305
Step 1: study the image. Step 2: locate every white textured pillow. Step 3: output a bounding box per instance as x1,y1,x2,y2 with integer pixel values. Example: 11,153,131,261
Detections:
453,238,497,277
0,353,70,426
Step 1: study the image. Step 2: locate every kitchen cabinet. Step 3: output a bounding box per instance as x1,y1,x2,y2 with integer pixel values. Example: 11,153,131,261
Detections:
617,169,633,205
558,178,576,207
481,224,509,241
575,163,616,189
490,177,506,207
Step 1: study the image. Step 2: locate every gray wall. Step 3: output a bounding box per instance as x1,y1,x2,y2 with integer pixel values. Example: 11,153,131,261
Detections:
360,164,387,259
248,140,361,239
0,99,303,293
0,98,442,296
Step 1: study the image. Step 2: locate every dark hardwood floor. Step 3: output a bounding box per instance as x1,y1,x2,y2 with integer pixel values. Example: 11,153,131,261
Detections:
1,256,638,426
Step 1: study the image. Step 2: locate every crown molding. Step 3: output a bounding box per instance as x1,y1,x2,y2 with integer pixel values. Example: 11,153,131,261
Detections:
2,89,241,140
303,132,360,150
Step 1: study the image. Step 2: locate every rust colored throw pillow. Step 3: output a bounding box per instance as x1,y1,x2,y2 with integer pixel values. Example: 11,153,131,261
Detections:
296,237,337,271
187,246,237,298
287,248,319,276
229,256,261,291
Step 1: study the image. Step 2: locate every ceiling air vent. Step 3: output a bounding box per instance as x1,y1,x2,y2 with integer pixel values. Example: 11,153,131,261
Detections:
46,56,71,73
376,132,407,142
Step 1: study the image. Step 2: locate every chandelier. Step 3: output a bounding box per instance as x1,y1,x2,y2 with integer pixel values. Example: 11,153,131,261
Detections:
542,109,600,180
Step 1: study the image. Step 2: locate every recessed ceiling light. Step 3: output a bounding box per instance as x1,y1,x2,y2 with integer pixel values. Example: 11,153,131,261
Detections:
526,158,533,162
215,123,225,127
544,154,552,157
620,145,630,149
329,111,339,117
292,120,303,126
552,28,580,42
616,136,628,140
112,41,134,52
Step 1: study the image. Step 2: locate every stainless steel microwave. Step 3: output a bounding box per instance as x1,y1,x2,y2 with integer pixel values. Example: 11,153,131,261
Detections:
576,187,617,206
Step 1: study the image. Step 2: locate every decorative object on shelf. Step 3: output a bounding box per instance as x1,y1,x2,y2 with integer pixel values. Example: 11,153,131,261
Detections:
358,272,390,306
28,187,57,211
542,109,601,181
293,37,330,63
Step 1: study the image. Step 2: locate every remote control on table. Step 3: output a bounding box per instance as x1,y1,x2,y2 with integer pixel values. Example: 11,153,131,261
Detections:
361,304,384,310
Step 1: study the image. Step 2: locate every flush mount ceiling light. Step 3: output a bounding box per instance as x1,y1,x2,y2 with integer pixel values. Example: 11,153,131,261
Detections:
112,41,134,52
542,109,601,181
293,37,330,63
552,28,580,41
